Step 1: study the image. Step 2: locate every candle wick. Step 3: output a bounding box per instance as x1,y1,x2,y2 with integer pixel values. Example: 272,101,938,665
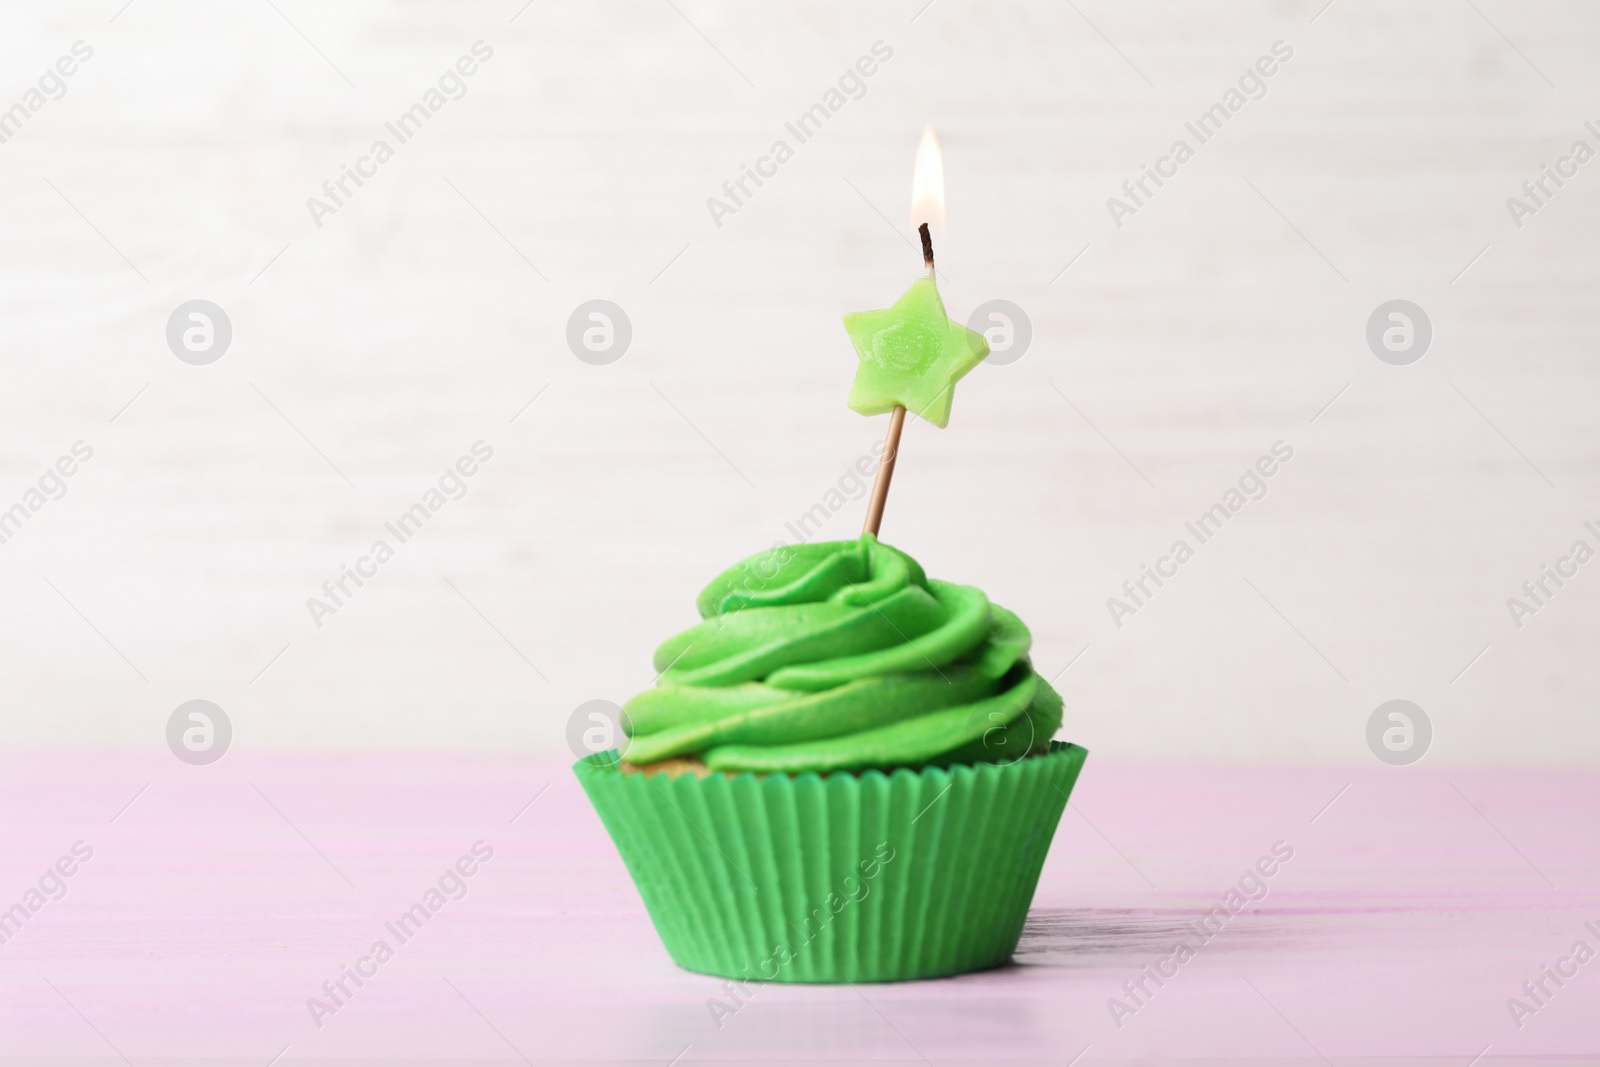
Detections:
918,223,934,274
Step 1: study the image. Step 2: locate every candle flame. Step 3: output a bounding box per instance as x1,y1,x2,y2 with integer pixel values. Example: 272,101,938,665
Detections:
909,126,944,236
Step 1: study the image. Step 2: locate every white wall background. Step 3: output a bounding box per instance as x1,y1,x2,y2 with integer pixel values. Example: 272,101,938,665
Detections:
1,0,1596,764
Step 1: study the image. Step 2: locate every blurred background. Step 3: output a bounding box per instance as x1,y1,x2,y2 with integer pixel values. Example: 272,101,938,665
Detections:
2,0,1596,765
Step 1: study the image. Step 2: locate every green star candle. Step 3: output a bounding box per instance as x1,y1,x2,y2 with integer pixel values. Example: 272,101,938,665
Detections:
844,130,988,535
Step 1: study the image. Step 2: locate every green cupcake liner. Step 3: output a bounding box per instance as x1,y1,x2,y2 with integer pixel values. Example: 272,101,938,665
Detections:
575,741,1087,983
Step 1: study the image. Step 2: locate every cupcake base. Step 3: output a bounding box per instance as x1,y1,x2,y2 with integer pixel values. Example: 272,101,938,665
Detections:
576,740,1086,983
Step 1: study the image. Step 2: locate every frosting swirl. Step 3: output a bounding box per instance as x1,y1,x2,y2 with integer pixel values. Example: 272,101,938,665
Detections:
621,534,1063,773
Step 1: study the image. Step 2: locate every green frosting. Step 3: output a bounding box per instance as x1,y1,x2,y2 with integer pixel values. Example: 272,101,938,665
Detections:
622,534,1063,773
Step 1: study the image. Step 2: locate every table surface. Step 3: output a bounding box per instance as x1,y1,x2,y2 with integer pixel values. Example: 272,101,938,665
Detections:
1,751,1597,1065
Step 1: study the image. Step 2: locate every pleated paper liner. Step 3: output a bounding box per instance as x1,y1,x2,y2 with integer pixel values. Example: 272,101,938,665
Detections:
576,740,1087,983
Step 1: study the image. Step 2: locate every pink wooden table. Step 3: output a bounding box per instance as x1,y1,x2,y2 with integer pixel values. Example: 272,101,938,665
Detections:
2,750,1597,1065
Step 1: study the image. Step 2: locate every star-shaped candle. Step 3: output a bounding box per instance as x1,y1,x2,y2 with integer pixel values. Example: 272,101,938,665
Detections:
846,128,989,535
844,278,987,429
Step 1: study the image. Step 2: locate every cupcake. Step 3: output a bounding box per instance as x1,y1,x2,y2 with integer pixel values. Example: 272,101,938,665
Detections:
579,148,1085,982
575,533,1086,982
